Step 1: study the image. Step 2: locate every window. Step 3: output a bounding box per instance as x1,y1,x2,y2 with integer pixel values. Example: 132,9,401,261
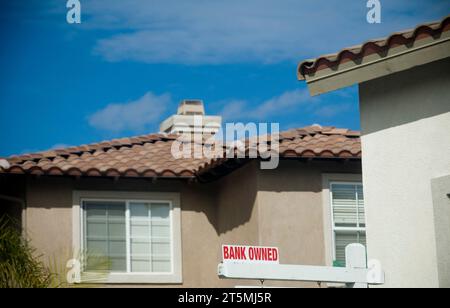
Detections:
73,191,182,284
129,202,171,273
83,200,172,274
84,201,127,272
330,183,366,266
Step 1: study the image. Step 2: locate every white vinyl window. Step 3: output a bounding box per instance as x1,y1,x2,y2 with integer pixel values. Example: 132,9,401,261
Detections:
82,200,172,274
330,182,366,266
73,191,182,284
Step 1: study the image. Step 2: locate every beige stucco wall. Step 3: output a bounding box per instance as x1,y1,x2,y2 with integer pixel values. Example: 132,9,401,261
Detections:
214,162,261,287
258,162,326,268
256,160,361,288
359,57,450,288
21,159,361,288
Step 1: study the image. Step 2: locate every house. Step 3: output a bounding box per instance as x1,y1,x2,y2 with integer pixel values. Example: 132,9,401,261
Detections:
0,102,364,287
298,15,450,288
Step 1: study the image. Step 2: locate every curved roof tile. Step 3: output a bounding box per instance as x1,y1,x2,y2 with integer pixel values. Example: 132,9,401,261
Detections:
1,126,361,179
298,15,450,80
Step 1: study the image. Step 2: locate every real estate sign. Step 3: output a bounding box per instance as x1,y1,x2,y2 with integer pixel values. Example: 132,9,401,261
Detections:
222,245,279,264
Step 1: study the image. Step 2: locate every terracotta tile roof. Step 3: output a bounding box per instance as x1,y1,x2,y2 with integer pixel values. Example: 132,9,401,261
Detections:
0,134,208,179
298,14,450,80
197,125,361,176
0,126,361,180
277,125,360,158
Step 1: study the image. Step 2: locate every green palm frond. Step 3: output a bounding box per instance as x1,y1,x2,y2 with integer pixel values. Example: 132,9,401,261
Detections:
0,215,52,288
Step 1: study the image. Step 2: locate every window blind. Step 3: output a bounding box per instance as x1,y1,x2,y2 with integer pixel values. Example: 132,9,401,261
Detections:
130,202,171,273
331,183,366,265
331,184,365,228
84,201,127,272
84,200,172,274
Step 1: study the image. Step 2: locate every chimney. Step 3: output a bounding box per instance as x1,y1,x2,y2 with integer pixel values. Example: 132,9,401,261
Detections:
160,100,222,135
177,100,205,116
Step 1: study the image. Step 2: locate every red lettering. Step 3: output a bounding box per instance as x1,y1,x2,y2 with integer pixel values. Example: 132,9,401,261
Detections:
239,247,247,260
273,248,278,261
262,248,268,261
225,246,248,260
224,246,279,263
256,248,260,260
229,246,235,259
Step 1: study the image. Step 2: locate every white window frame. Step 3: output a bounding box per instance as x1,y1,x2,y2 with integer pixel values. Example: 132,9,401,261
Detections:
329,181,366,264
321,174,364,267
72,191,182,284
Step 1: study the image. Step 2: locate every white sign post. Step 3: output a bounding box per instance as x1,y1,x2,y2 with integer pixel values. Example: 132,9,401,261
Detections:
218,243,384,288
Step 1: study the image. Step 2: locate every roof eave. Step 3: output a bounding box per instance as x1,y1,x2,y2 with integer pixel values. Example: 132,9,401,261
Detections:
299,28,450,96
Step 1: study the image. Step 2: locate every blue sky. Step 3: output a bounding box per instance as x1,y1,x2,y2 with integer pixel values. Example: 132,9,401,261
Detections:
0,0,449,156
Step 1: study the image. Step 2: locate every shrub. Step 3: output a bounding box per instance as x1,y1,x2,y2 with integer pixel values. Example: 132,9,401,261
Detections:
0,216,53,288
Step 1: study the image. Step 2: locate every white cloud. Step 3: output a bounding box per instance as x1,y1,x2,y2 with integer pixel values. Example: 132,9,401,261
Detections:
88,91,171,133
217,89,318,121
314,103,352,118
81,0,450,65
219,100,247,121
253,89,316,119
216,87,359,124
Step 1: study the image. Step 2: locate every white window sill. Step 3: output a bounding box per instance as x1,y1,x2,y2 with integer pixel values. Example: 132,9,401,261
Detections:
80,272,183,284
